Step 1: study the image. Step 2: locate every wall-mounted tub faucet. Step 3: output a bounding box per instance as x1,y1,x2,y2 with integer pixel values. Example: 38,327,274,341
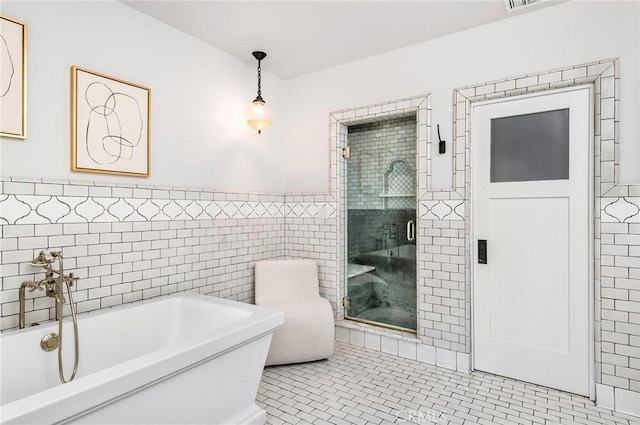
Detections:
380,223,399,256
19,279,46,329
19,250,80,383
20,251,78,325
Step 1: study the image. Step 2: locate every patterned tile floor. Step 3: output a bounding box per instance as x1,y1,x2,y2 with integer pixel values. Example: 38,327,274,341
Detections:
257,342,638,425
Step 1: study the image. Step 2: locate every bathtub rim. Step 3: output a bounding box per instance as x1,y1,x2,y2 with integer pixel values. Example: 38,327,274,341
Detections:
1,291,252,338
360,243,417,260
0,293,283,425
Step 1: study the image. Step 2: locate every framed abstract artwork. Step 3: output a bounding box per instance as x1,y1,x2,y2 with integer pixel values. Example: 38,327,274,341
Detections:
71,66,151,177
0,15,27,139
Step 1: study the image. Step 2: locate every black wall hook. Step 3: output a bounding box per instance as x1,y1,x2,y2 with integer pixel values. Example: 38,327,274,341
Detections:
437,125,446,154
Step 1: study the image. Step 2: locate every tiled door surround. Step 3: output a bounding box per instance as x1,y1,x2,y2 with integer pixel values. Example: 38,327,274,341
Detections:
330,95,471,375
450,58,639,416
329,93,432,324
330,96,472,370
329,59,639,417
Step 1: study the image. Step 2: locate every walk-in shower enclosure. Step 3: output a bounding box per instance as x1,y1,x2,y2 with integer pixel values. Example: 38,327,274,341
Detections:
345,116,417,331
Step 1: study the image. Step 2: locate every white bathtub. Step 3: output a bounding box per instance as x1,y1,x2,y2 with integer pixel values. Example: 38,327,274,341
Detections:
368,244,416,260
0,293,284,425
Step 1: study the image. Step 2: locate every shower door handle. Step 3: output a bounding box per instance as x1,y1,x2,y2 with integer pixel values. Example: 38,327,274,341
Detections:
406,220,415,242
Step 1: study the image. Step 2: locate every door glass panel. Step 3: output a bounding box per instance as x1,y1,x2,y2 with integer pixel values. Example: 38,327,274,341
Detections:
346,116,417,331
490,108,569,182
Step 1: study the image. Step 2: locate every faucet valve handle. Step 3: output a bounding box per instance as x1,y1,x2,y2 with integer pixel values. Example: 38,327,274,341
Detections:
24,280,45,293
67,273,79,286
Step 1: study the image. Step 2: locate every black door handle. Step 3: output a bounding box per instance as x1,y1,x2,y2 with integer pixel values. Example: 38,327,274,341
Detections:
478,240,487,264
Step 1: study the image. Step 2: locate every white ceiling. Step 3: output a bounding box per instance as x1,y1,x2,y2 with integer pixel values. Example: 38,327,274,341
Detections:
121,0,562,79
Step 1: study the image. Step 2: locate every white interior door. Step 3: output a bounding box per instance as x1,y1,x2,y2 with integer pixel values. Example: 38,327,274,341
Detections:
472,86,592,396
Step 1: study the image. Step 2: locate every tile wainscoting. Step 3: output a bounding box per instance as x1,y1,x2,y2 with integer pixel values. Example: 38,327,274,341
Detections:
0,177,338,332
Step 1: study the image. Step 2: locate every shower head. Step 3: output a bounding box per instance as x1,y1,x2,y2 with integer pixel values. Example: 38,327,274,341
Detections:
30,251,52,268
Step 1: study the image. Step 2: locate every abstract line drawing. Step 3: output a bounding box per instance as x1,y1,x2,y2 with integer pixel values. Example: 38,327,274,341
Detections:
0,35,15,97
71,66,151,177
0,14,27,139
84,81,143,165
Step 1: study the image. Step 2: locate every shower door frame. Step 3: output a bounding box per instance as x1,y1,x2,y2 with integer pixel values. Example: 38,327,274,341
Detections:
344,121,418,332
329,94,432,337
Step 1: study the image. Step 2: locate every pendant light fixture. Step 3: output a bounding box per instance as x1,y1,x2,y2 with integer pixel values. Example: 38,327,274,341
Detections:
246,51,273,134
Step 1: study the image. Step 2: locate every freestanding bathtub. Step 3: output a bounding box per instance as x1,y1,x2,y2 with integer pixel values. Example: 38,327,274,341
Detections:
0,293,284,425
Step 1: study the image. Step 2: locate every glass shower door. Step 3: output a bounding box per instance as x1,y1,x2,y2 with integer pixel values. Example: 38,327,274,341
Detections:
345,117,417,331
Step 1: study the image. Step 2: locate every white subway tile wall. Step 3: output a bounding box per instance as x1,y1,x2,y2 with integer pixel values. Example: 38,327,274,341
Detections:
417,219,467,352
0,179,339,331
283,193,339,315
599,218,640,393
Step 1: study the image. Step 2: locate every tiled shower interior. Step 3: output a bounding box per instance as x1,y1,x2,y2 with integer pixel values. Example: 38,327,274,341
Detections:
346,116,417,331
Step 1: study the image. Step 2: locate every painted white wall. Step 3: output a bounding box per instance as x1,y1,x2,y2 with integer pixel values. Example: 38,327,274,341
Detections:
283,1,640,193
0,1,286,193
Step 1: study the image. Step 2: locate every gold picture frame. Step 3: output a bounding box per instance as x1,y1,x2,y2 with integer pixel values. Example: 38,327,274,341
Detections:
0,14,27,139
71,66,151,177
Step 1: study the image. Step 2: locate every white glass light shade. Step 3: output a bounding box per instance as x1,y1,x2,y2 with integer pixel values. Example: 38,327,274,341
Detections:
246,99,273,133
